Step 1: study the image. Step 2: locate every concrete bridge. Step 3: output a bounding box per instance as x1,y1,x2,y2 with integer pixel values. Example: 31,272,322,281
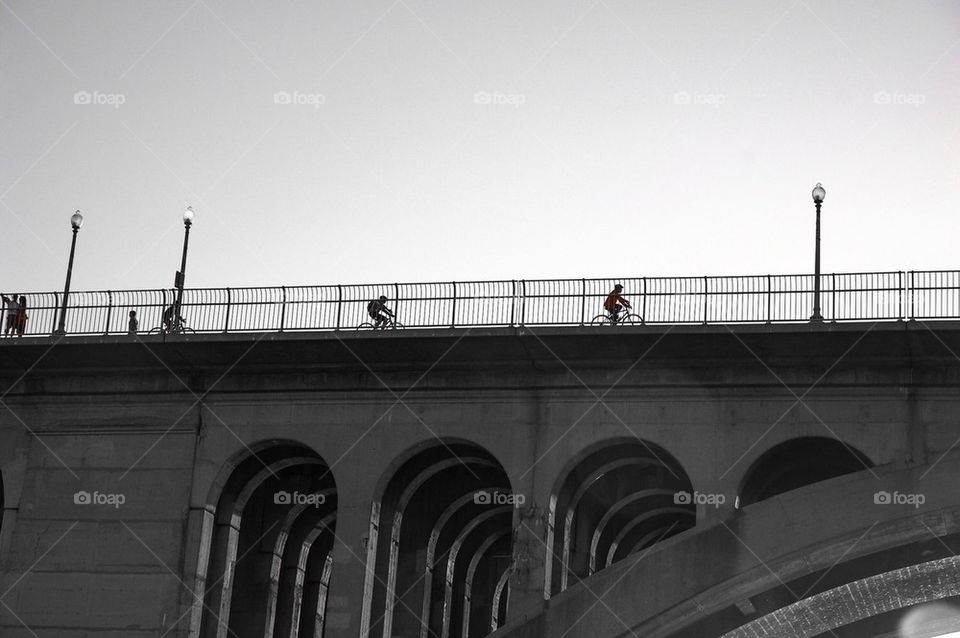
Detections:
1,320,960,637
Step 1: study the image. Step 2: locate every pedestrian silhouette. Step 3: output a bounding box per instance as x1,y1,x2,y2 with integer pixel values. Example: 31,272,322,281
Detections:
15,296,27,336
128,310,139,335
2,294,19,336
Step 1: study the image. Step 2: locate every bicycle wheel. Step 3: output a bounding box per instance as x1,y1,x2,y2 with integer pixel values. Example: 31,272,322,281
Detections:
148,327,164,335
356,322,375,331
620,314,644,325
590,314,612,326
390,321,405,330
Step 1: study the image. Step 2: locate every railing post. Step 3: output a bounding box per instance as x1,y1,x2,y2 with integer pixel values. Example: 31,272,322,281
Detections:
766,275,772,323
580,279,586,326
105,290,113,335
336,285,343,331
703,276,708,324
224,288,232,333
520,280,527,326
898,271,903,320
641,277,647,324
510,280,516,327
279,286,287,332
451,282,457,328
832,273,837,321
394,282,400,326
908,271,914,320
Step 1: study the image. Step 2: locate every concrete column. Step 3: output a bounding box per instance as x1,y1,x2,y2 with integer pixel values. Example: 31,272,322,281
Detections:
324,491,373,637
500,464,551,626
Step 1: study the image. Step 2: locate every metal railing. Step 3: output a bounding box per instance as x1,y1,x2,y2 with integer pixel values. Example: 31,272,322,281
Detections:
3,271,959,337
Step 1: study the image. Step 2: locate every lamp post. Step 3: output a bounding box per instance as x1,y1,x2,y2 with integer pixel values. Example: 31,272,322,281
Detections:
173,206,194,332
810,182,826,322
54,210,84,335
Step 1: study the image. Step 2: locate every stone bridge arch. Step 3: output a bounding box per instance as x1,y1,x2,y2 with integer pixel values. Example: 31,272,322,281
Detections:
361,437,515,638
737,436,874,507
189,438,338,638
544,437,695,598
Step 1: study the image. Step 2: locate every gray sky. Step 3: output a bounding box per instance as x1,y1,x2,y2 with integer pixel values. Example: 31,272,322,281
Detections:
2,1,958,293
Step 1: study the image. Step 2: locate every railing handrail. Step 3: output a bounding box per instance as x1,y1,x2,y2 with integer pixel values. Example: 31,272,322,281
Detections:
3,270,959,337
6,269,920,297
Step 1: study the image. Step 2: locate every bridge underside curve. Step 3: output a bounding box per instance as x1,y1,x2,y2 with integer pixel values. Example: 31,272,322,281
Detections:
491,453,960,638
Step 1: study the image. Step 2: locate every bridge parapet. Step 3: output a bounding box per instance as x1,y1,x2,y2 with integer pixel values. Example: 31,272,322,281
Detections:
5,270,960,336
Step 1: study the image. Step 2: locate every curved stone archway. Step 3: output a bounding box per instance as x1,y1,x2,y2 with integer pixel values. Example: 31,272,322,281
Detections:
361,439,514,638
545,439,695,597
720,559,960,638
738,436,873,507
191,440,337,638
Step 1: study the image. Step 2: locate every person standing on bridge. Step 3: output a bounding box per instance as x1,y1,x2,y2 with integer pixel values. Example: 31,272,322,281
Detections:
2,294,19,336
14,296,27,336
367,295,395,329
604,284,632,324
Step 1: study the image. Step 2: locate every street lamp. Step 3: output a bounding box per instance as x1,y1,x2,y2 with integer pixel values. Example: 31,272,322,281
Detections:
54,210,84,335
810,183,826,322
173,206,194,332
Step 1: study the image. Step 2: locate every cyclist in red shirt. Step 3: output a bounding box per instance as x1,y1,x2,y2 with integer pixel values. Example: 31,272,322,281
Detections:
603,284,632,323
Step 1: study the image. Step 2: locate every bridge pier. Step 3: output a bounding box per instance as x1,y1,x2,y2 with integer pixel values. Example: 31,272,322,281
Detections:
323,497,369,638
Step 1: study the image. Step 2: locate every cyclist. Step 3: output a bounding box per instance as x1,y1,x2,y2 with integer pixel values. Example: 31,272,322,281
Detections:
603,284,632,324
367,295,396,329
162,305,185,333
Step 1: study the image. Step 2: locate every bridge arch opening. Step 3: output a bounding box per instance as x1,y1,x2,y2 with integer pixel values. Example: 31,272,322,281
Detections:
361,438,513,638
194,439,337,638
545,438,695,598
738,436,873,507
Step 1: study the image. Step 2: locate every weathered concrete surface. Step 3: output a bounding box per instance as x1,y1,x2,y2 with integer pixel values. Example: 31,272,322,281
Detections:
0,322,958,636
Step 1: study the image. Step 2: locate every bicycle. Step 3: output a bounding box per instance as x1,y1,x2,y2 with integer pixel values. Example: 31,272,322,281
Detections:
590,307,644,326
148,318,196,335
356,316,405,331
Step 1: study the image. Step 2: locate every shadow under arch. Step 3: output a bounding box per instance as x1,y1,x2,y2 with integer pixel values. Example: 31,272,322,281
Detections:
545,437,695,598
189,439,337,638
361,437,514,638
738,436,874,507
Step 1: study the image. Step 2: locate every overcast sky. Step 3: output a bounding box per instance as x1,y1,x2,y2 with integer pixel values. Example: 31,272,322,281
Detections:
2,1,958,293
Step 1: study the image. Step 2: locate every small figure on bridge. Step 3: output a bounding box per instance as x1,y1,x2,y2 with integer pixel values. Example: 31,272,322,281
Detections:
128,310,139,335
14,296,27,336
1,294,18,336
367,295,395,329
604,284,632,324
